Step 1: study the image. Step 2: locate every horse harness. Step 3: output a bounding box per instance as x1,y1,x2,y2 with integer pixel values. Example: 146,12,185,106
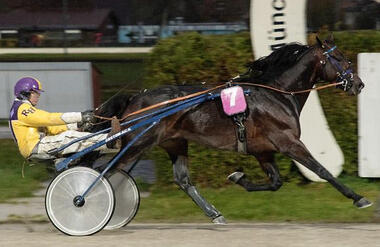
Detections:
220,83,249,153
233,112,248,153
94,79,344,154
321,45,354,92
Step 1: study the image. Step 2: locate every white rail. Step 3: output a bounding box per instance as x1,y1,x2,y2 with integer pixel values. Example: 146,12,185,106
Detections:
0,47,153,54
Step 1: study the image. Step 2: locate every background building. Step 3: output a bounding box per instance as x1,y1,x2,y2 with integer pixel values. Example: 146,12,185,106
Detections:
0,0,378,46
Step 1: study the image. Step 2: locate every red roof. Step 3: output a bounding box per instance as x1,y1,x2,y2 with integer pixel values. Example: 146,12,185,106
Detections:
0,8,115,30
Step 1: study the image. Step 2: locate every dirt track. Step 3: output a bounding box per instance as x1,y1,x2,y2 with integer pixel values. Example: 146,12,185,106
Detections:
1,169,379,247
1,222,380,247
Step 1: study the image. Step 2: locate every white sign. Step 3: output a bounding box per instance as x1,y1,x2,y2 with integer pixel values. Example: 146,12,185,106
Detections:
250,0,307,58
296,91,344,181
358,53,380,177
250,0,344,182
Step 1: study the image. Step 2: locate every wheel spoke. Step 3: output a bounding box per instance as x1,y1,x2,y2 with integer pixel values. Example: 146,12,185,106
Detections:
45,167,114,236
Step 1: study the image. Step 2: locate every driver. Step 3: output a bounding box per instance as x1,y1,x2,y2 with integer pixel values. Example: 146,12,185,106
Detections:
9,77,121,160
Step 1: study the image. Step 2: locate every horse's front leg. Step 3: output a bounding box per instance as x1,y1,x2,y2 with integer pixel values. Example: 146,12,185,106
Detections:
277,136,372,208
172,155,226,224
228,152,283,191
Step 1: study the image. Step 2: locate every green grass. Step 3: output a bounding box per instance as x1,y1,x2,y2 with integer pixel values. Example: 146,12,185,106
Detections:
95,62,146,86
0,140,49,202
0,120,8,126
94,61,145,102
95,61,146,101
0,138,379,222
135,176,380,223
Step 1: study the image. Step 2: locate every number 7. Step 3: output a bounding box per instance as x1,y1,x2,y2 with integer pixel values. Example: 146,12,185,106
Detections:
227,87,238,107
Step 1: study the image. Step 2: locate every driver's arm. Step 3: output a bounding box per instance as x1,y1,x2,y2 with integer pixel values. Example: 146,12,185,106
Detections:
17,103,82,127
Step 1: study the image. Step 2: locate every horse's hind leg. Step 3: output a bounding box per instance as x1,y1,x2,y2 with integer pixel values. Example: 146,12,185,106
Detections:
160,139,226,224
279,138,372,208
173,156,225,223
228,152,283,191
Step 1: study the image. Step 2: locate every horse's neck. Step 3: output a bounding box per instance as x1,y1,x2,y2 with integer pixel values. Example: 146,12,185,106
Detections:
276,48,320,111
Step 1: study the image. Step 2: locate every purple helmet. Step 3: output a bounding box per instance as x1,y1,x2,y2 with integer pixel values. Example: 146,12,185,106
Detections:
14,77,44,98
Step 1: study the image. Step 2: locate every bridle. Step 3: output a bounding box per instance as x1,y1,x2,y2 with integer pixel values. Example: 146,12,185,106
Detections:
321,45,354,92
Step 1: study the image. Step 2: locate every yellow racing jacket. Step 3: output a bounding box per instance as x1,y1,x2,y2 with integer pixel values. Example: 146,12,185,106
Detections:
9,99,81,158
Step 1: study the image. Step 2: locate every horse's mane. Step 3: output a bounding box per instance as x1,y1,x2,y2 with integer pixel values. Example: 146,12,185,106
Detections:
239,43,310,84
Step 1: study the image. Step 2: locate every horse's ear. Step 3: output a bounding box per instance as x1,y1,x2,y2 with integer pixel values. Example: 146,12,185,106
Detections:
316,36,324,48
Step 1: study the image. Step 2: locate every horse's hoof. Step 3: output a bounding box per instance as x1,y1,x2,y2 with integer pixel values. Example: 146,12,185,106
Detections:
354,198,373,209
227,171,245,183
212,215,227,225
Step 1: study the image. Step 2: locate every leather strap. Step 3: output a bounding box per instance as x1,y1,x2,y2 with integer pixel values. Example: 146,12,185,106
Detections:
233,113,247,153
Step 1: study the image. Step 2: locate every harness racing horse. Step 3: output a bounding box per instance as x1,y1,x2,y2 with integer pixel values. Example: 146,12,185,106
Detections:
94,35,370,224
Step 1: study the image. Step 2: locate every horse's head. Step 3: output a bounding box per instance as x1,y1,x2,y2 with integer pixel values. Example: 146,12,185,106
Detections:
316,34,365,95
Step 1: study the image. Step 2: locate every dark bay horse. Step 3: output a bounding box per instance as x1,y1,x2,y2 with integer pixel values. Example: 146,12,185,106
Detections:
95,35,369,224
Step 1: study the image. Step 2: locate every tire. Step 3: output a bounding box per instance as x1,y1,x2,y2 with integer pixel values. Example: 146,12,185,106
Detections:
104,170,140,230
45,167,115,236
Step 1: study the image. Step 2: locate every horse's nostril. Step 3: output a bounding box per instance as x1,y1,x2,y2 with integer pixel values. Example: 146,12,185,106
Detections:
359,83,365,90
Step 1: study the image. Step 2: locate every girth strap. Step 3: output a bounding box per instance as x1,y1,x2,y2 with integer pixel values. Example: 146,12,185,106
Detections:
233,113,247,153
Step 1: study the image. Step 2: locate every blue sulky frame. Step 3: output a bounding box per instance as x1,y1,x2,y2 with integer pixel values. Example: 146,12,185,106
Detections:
49,89,250,205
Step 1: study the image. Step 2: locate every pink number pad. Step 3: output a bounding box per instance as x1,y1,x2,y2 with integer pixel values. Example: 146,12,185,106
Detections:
221,86,247,116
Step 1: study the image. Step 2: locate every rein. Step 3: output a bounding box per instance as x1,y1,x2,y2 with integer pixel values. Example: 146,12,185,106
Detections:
94,81,343,122
94,84,226,122
235,81,343,95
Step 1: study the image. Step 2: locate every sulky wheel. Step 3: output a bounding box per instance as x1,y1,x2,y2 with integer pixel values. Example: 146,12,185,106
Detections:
104,170,140,230
45,166,115,236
